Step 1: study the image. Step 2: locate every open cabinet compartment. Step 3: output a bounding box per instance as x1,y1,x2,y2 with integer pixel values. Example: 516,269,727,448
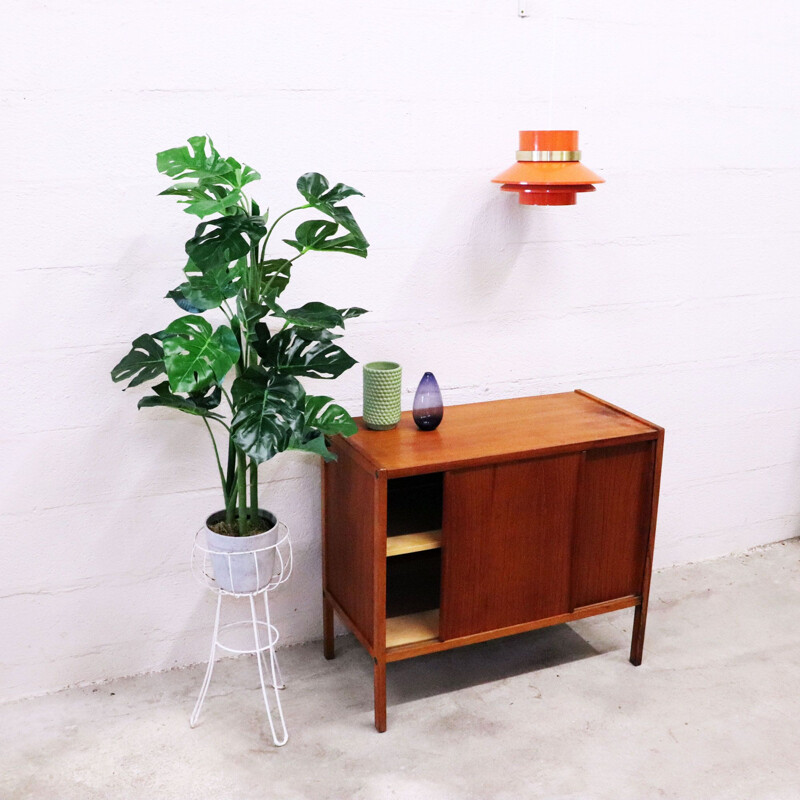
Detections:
385,472,443,648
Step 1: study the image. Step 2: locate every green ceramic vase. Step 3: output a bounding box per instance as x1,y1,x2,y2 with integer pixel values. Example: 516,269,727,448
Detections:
363,361,402,430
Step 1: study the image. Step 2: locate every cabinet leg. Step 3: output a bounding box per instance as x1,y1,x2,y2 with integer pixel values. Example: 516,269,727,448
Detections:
630,604,646,666
323,595,335,660
373,658,387,733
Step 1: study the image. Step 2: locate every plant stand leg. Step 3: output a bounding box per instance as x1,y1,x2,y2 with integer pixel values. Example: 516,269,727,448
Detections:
261,593,285,690
374,657,387,733
256,635,286,691
250,594,288,746
323,594,335,660
190,593,223,728
630,603,647,666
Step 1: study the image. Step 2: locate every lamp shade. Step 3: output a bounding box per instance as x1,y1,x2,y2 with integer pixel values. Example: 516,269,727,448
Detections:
492,130,604,206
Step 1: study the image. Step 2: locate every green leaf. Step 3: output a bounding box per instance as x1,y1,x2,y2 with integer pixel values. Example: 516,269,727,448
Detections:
156,136,233,181
288,432,337,462
159,181,241,218
339,307,369,321
256,327,356,379
251,321,272,352
321,204,368,246
165,287,204,314
157,137,262,218
296,173,330,203
302,395,358,436
241,299,269,326
185,191,243,219
222,156,261,189
162,315,240,393
231,368,305,463
288,327,342,343
296,174,363,206
186,213,266,271
320,183,364,204
314,232,368,257
111,334,166,389
284,220,367,258
267,300,344,330
283,219,338,252
295,172,369,252
137,381,224,421
286,395,356,461
166,257,241,312
186,385,224,411
239,302,273,347
159,182,214,202
186,258,242,309
260,258,292,299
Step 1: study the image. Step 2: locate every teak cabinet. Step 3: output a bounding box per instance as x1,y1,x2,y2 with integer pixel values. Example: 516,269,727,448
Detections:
322,390,664,732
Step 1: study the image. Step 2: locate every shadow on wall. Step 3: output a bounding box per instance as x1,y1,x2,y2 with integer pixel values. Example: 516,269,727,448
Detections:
400,182,535,316
463,190,534,295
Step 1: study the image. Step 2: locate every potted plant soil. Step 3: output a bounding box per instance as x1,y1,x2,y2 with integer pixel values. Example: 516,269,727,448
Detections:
112,136,368,591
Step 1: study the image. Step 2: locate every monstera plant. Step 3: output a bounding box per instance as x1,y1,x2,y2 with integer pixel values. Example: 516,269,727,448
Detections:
112,136,368,544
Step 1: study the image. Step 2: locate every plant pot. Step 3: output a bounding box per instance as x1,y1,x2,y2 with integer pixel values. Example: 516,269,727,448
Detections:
205,509,280,594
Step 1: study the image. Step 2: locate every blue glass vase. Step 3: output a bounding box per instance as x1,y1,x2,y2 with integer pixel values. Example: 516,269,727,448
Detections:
413,372,443,431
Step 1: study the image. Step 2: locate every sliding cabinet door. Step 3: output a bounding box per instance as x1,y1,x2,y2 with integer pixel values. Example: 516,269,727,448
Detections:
571,442,655,609
440,454,580,640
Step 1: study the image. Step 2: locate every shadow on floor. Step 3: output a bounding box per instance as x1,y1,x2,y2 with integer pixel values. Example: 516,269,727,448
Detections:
371,624,604,706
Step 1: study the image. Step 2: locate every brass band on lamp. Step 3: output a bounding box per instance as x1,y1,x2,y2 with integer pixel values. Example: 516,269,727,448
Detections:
515,150,582,162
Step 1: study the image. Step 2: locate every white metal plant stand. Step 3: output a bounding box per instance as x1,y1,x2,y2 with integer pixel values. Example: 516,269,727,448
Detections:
190,522,293,746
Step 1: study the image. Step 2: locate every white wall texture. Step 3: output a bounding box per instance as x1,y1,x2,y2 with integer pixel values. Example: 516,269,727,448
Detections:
2,0,799,702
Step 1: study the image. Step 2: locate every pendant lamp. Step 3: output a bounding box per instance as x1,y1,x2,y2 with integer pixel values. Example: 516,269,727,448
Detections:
492,130,604,206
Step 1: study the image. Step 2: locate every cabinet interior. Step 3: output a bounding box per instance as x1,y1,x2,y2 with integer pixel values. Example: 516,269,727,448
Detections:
387,472,443,537
385,472,443,648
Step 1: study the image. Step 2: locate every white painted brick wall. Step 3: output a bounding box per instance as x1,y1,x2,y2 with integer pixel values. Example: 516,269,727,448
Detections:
2,0,799,702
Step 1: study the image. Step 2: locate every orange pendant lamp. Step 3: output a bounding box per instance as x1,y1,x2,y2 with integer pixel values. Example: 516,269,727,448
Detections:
492,130,604,206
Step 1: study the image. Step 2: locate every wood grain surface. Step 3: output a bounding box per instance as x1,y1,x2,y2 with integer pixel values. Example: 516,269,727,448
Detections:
440,454,581,639
323,445,378,648
341,391,658,477
570,442,655,608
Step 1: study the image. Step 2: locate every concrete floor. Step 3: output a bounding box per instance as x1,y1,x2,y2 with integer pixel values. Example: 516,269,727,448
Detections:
2,539,799,800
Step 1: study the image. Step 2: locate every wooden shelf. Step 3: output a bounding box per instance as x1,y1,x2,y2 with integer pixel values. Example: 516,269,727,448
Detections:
386,529,442,557
386,609,440,648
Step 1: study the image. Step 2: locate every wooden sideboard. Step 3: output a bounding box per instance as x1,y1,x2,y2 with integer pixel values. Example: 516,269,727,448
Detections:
322,390,664,732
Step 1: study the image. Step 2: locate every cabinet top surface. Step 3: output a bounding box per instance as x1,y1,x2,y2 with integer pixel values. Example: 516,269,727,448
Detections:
339,391,660,476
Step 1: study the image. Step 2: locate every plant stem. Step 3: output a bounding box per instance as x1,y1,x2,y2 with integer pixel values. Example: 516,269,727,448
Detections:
260,266,284,299
203,418,228,508
249,460,258,519
229,304,246,372
249,243,259,299
237,447,247,536
260,204,310,259
225,436,236,527
225,485,236,527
